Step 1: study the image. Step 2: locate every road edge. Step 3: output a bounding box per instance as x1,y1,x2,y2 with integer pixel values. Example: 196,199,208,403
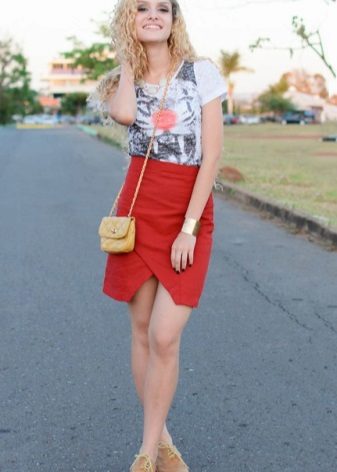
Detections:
215,181,337,249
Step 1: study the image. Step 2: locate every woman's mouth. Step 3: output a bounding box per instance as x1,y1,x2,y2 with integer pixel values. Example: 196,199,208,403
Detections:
143,24,162,30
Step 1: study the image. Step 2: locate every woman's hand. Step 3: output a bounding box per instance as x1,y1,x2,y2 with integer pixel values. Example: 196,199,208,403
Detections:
171,232,196,273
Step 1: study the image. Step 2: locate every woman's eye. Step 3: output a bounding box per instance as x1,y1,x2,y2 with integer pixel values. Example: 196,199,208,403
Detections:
137,6,170,13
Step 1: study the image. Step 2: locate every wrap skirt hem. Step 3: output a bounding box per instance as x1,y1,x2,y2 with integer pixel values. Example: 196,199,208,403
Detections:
101,155,214,309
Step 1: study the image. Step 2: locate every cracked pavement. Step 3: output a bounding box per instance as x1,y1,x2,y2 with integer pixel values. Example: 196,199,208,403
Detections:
1,126,337,472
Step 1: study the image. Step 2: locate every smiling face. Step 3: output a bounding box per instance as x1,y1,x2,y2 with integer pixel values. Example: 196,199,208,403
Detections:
135,0,174,44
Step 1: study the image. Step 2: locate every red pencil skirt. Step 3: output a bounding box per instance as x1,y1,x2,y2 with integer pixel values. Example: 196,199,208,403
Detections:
102,155,214,308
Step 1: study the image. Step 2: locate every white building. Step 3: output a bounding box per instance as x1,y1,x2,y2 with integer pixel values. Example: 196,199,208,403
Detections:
41,58,97,98
284,86,337,122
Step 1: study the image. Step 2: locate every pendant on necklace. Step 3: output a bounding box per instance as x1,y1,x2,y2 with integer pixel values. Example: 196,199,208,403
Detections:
139,77,166,96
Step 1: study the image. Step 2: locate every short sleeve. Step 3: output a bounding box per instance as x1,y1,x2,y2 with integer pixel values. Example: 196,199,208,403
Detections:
194,59,227,106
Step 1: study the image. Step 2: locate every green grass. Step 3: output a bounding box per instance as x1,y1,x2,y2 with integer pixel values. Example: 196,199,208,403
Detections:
221,122,337,229
91,121,337,230
91,123,128,151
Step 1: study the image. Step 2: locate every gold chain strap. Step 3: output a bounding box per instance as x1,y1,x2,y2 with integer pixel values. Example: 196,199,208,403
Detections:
108,67,174,217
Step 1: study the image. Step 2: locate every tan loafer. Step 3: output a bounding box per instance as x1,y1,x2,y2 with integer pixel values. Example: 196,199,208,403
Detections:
156,441,189,472
130,452,157,472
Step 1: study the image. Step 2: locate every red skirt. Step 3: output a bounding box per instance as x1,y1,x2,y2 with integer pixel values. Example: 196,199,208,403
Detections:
102,155,214,308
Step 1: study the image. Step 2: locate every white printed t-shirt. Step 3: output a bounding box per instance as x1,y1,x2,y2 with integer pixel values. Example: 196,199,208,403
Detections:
128,59,227,166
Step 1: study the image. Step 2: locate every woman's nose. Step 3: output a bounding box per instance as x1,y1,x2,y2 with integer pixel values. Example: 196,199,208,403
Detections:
147,8,159,19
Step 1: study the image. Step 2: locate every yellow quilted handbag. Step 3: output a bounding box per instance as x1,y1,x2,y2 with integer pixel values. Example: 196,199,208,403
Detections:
98,216,136,253
98,72,172,254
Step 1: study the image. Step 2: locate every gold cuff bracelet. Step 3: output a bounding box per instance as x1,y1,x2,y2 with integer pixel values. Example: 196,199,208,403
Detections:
181,218,200,236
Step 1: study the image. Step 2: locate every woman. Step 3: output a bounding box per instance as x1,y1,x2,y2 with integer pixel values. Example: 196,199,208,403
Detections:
88,1,227,470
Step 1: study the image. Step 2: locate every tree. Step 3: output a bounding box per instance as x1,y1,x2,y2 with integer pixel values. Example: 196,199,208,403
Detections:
282,69,329,98
219,50,254,115
249,0,336,79
257,76,295,114
60,20,117,81
290,15,335,78
0,36,40,124
267,75,289,95
258,92,295,115
60,93,88,116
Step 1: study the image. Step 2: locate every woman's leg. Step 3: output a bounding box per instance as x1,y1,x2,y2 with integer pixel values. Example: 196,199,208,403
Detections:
138,282,192,462
127,276,175,447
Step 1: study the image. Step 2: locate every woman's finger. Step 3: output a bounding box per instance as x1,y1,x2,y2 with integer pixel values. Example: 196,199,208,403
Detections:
171,244,181,272
171,246,177,269
188,248,194,266
175,250,182,272
181,249,188,271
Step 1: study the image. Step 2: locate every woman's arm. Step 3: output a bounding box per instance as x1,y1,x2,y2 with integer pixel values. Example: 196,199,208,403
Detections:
108,62,137,126
170,97,223,272
185,97,223,220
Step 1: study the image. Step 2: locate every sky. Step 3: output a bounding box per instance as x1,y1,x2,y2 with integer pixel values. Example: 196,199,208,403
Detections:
1,0,337,96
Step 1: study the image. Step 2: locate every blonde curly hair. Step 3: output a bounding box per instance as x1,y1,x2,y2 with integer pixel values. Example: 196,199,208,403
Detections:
87,0,209,124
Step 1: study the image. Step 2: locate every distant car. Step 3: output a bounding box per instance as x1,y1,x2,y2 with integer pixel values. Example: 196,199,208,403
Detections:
23,115,41,124
280,110,317,125
239,115,261,125
22,114,59,125
38,114,59,125
260,115,278,123
59,114,76,125
77,114,101,125
12,114,24,123
322,135,337,142
223,114,240,125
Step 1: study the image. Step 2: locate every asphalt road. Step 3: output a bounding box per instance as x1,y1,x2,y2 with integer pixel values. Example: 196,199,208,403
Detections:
1,126,337,472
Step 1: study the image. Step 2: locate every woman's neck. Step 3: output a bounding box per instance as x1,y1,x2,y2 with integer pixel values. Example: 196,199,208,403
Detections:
143,43,173,82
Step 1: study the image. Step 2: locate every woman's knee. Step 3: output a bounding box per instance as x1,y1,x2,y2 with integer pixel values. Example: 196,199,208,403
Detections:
148,328,180,359
131,318,151,348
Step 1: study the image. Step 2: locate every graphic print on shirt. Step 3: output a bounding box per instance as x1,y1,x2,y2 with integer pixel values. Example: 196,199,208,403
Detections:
128,61,201,165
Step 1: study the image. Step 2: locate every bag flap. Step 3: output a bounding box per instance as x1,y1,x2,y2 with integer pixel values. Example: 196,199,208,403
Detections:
98,216,133,239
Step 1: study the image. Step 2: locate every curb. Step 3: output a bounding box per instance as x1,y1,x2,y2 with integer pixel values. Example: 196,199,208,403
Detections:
76,124,123,148
76,124,98,136
16,124,58,129
215,180,337,249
